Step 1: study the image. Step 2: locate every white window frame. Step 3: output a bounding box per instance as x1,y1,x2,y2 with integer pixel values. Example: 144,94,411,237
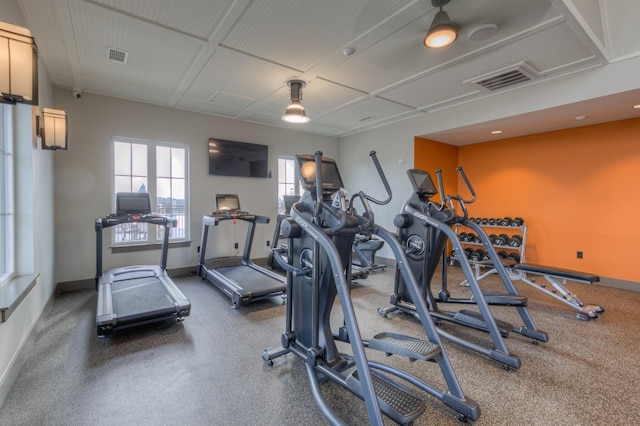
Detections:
0,104,14,286
277,156,302,214
111,136,189,246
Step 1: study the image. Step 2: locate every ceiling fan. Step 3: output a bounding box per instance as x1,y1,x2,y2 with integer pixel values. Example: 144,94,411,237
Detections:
424,0,500,48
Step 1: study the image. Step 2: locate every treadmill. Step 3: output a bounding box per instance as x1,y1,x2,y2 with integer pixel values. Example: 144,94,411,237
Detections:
197,194,286,308
95,192,191,337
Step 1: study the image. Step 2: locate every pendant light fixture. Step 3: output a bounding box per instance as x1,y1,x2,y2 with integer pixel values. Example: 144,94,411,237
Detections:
424,0,458,49
282,79,310,124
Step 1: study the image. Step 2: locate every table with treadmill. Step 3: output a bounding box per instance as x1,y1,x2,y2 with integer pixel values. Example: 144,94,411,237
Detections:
197,195,286,308
95,192,191,337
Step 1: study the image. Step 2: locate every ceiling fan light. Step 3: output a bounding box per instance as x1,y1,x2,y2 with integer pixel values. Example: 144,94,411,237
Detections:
424,10,458,48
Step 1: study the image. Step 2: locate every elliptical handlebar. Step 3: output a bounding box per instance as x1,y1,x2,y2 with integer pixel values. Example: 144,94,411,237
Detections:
456,166,476,204
348,151,393,232
434,169,447,212
365,151,392,206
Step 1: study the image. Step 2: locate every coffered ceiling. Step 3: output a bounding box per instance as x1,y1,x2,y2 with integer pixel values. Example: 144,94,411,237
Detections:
16,0,640,145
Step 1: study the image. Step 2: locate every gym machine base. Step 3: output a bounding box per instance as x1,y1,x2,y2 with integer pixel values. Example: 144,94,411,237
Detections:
379,168,548,370
198,208,285,309
352,232,387,272
470,260,604,320
263,152,479,425
95,192,191,337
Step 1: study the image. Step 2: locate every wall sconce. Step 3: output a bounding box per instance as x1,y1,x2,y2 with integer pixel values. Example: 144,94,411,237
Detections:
0,22,38,105
282,79,310,124
37,108,69,150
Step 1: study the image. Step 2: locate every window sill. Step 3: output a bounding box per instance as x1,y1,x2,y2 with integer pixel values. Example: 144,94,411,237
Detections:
0,273,39,323
111,240,191,254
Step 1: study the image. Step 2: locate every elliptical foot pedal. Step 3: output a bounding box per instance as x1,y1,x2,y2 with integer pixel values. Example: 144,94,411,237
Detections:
473,291,527,306
456,310,512,337
348,370,426,425
368,332,441,361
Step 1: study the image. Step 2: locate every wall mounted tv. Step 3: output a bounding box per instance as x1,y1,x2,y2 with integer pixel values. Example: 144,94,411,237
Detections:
208,138,269,178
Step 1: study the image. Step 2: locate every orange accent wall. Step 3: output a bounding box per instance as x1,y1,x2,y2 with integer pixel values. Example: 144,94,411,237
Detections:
415,117,640,283
414,138,459,205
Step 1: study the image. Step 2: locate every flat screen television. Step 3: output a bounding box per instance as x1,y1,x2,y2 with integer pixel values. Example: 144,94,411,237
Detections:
208,138,268,178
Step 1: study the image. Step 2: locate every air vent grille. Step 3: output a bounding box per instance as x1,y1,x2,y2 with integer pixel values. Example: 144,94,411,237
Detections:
475,70,531,90
107,47,128,64
467,63,538,91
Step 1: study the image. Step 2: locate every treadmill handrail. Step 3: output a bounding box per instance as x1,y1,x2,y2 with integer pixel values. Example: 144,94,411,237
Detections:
96,213,176,230
202,212,269,227
95,212,175,286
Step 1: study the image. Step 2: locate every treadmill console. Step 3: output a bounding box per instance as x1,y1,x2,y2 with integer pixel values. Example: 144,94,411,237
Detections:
116,192,152,215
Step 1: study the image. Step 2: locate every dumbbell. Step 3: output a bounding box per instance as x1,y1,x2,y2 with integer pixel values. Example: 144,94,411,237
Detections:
508,235,523,247
488,218,496,225
472,234,481,243
499,217,512,226
458,232,467,241
494,234,510,246
497,251,509,259
464,247,475,259
511,217,524,227
470,249,485,261
506,253,521,263
488,234,498,244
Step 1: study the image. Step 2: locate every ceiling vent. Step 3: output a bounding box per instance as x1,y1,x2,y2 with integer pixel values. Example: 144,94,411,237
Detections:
466,62,538,91
107,47,128,64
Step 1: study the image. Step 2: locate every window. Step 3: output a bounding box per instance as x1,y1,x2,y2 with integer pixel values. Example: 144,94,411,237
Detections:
112,137,189,244
0,105,14,286
277,156,302,213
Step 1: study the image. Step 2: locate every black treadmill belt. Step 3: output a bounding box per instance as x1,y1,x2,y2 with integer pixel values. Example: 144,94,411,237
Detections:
112,277,175,319
216,266,285,296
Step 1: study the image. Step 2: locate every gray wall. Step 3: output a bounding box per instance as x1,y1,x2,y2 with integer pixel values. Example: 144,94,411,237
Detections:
52,89,339,284
0,0,56,407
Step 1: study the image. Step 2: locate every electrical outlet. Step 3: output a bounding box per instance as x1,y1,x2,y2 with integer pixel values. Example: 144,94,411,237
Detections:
234,242,239,249
577,251,583,259
197,246,200,253
266,240,270,247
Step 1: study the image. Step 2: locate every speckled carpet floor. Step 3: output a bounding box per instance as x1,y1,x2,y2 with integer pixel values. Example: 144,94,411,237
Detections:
1,263,639,425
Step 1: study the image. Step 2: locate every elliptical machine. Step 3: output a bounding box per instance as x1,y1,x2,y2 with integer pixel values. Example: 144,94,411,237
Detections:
263,152,479,425
379,168,548,369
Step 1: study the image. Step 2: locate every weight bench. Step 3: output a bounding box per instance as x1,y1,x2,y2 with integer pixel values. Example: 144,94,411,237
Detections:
469,260,604,321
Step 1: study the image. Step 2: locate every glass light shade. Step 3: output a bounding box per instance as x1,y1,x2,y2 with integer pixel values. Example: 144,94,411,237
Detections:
0,22,38,105
282,101,310,124
282,79,310,124
424,10,458,48
40,108,69,150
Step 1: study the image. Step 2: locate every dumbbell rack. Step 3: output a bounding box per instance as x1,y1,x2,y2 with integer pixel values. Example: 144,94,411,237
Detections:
451,218,527,265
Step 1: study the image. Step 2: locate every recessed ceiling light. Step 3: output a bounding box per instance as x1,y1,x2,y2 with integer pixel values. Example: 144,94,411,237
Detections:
633,104,640,109
491,130,502,134
575,115,586,120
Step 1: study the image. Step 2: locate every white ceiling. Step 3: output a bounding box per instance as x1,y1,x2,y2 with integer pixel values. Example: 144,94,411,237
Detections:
16,0,640,145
